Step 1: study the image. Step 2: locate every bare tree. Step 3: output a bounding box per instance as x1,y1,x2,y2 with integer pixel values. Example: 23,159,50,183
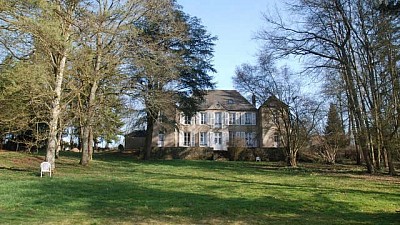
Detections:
258,0,399,174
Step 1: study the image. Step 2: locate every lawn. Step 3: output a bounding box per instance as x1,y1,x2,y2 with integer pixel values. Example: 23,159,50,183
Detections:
0,150,399,225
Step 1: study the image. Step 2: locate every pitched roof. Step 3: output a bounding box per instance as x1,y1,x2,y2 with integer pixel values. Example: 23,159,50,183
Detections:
260,95,288,108
199,90,257,111
125,130,147,137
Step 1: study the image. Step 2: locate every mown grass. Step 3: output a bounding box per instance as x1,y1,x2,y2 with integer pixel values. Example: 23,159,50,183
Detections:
0,150,399,225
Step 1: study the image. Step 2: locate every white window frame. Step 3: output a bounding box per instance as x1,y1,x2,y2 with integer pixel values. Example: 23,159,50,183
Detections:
182,115,191,125
215,112,222,127
158,133,165,147
200,132,207,146
214,132,222,144
229,112,236,125
200,112,207,125
244,132,256,147
184,132,191,146
245,112,252,125
274,133,280,147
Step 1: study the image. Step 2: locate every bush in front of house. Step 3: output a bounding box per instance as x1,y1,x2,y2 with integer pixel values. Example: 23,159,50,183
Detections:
151,147,213,160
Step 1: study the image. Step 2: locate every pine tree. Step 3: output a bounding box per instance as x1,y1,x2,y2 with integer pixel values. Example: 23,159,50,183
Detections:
323,103,346,164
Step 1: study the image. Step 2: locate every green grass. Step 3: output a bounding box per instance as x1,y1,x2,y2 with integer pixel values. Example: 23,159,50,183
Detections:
0,150,399,225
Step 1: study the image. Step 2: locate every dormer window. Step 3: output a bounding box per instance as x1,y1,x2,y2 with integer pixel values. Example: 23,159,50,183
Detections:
227,99,234,104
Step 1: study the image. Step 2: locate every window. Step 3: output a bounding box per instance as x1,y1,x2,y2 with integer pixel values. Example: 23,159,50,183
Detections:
200,132,207,146
227,99,234,104
274,133,280,147
229,112,236,125
158,133,165,147
214,132,222,144
229,131,236,146
184,115,191,125
245,113,252,124
200,112,207,124
215,112,222,127
245,132,252,147
184,132,191,146
242,112,256,125
158,133,165,142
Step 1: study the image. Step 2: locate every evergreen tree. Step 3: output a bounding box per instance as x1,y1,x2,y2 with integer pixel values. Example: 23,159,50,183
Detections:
323,103,347,164
126,2,216,160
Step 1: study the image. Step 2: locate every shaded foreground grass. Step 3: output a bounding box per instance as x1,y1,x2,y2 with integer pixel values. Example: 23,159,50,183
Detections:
0,150,399,224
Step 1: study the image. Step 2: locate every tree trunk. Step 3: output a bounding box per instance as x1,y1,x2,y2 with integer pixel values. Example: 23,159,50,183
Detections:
144,113,155,160
386,148,396,176
46,51,67,170
80,30,101,165
80,126,90,166
89,127,93,160
288,150,297,167
56,130,62,159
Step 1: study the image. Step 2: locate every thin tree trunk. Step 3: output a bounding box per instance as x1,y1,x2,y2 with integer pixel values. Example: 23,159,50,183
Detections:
89,127,93,160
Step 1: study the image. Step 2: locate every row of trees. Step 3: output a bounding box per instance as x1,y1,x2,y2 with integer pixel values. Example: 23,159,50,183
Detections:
0,0,216,168
234,0,399,174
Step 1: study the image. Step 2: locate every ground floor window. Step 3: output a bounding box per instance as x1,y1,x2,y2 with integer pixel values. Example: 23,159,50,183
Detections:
200,132,208,146
158,132,165,147
245,132,255,147
184,132,191,146
274,133,280,147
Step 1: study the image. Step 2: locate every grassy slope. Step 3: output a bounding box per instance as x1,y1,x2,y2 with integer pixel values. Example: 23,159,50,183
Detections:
0,150,399,225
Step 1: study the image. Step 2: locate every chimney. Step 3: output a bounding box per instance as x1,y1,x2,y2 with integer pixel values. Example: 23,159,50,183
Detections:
251,94,256,107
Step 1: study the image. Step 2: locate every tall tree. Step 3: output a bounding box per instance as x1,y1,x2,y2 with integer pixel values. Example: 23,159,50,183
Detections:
73,0,144,165
0,0,82,169
126,1,216,160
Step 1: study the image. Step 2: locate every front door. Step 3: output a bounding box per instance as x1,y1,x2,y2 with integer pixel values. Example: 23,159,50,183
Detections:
214,132,223,150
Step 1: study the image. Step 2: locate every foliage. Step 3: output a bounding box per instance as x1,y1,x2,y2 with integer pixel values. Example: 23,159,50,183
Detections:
125,2,216,159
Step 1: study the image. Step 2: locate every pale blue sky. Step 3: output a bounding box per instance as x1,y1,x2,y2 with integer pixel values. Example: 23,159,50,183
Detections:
177,0,283,90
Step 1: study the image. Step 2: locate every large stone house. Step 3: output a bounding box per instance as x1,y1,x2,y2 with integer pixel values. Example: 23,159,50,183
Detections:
125,90,286,151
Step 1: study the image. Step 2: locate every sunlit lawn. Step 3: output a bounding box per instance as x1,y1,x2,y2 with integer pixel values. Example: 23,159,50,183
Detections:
0,150,399,224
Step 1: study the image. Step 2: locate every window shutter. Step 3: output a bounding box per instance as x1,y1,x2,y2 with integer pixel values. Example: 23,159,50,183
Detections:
252,112,256,125
225,112,229,125
223,132,228,147
195,113,199,125
210,132,214,148
210,112,215,127
191,132,195,147
179,131,184,147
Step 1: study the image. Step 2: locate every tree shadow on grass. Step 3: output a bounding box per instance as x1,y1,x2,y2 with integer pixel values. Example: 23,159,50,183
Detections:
1,173,399,225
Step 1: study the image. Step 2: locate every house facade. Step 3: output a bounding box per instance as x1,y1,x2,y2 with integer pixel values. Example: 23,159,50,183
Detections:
177,90,258,150
126,90,285,151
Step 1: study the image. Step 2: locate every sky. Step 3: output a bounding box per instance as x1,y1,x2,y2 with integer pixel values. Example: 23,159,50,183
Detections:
177,0,284,90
